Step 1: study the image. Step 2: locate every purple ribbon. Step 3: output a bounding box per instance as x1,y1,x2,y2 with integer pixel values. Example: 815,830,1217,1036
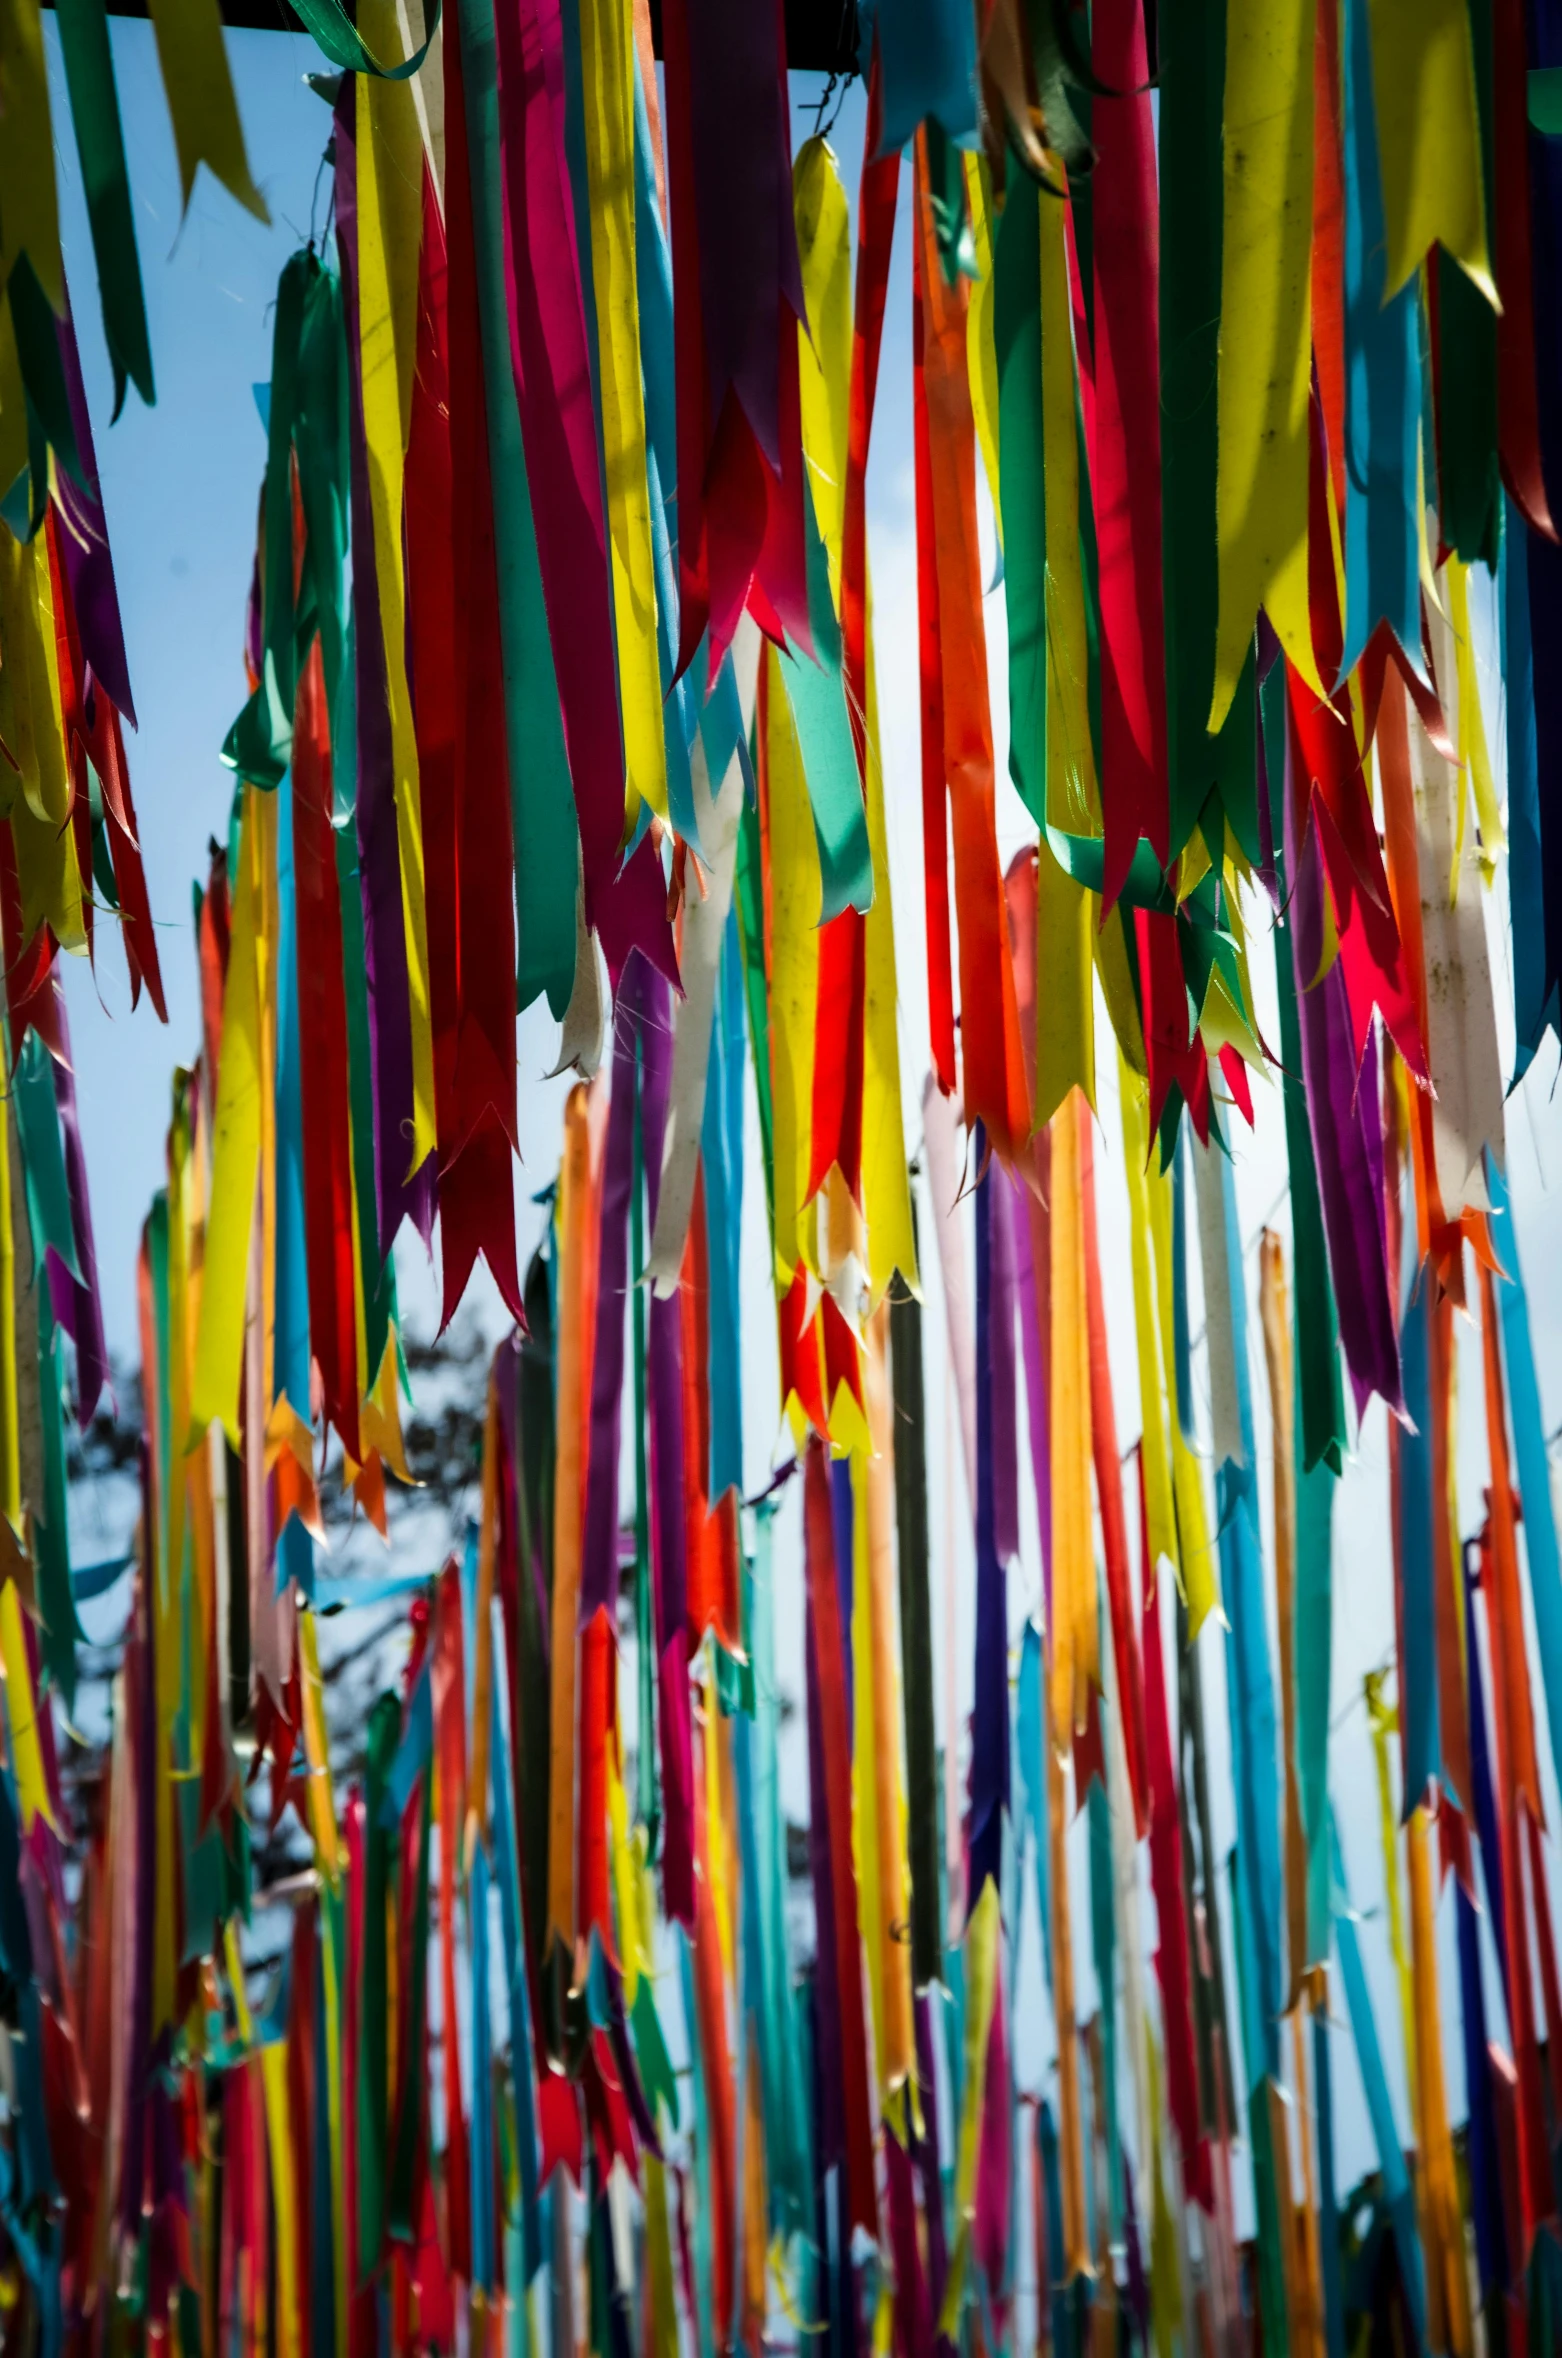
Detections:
45,988,108,1424
56,303,136,730
1290,774,1402,1422
579,988,639,1626
885,2123,934,2358
631,956,694,1922
1008,1166,1051,1613
684,0,804,474
969,1138,1010,1904
989,1155,1020,1568
804,1542,845,2173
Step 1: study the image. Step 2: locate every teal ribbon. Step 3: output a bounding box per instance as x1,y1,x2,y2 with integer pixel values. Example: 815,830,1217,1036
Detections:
1329,1815,1427,2354
1200,1140,1284,2083
290,0,441,79
776,483,874,923
702,910,745,1500
1487,1150,1562,1811
1015,1622,1053,1992
273,770,313,1437
1296,1439,1335,1965
1087,1761,1122,2242
15,1037,81,1287
489,1658,543,2280
1394,1237,1443,1810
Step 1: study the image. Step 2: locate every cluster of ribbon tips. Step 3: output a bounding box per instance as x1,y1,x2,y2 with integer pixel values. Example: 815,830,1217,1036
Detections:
6,0,1562,2349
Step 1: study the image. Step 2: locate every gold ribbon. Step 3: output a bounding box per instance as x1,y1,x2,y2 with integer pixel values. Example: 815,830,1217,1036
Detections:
147,0,269,222
1050,1088,1098,1740
0,0,64,305
1366,0,1495,309
581,0,667,824
1212,0,1322,728
192,790,267,1448
356,42,437,1176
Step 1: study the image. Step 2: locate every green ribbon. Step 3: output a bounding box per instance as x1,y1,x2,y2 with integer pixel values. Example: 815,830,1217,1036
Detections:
33,1278,79,1710
923,117,976,283
777,481,875,924
290,0,441,80
222,251,347,793
8,255,87,513
54,0,155,416
732,780,775,1242
456,0,578,1018
1438,0,1500,565
994,176,1047,832
358,1688,403,2280
293,260,351,735
15,1036,81,1287
223,253,311,791
335,715,397,1396
387,1761,433,2241
1261,660,1347,1474
1529,64,1562,133
1158,0,1260,868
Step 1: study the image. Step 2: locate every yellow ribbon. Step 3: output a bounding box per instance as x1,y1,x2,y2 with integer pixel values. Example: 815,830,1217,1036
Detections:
192,791,265,1448
862,1301,912,2092
297,1610,341,1880
964,154,1003,555
1211,0,1322,728
794,138,917,1299
796,138,852,603
1407,1804,1473,2357
1033,183,1096,1124
1149,1150,1220,1636
356,44,437,1176
0,1579,54,1831
1119,1063,1178,1588
147,0,269,223
938,1874,1001,2339
0,523,85,954
1364,1671,1417,2130
764,650,821,1301
1366,0,1495,310
1050,1089,1097,1741
644,2154,680,2358
1446,551,1504,893
581,0,667,825
0,0,63,306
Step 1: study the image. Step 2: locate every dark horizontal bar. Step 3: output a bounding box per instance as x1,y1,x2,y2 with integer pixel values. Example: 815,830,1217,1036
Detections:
42,0,862,75
39,0,310,27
